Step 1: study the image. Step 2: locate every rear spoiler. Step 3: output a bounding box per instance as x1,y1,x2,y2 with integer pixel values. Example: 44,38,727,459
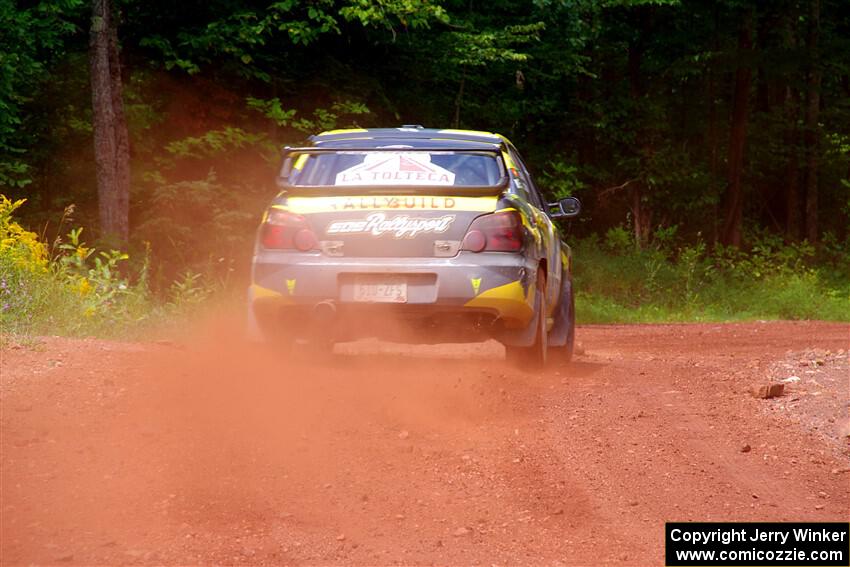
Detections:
276,146,510,197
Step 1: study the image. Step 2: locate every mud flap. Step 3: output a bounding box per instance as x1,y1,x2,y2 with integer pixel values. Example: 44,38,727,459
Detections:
548,277,573,347
245,286,266,343
498,288,541,348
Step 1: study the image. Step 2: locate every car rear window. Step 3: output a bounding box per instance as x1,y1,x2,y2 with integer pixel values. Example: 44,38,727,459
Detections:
288,151,504,187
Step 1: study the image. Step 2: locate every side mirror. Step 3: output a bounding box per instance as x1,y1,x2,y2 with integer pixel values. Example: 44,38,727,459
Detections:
549,196,581,220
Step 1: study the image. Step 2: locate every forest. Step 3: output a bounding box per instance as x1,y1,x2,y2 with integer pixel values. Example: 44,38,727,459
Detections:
1,0,849,335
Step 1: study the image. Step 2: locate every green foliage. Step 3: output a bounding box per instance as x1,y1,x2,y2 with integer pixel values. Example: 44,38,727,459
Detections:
540,157,587,200
574,232,850,323
135,171,249,286
246,97,297,127
603,225,634,253
0,0,84,188
137,0,449,79
168,270,215,308
247,97,371,133
0,195,48,272
338,0,449,31
0,195,228,337
1,196,144,335
138,1,341,79
163,127,273,161
445,22,546,67
54,226,140,320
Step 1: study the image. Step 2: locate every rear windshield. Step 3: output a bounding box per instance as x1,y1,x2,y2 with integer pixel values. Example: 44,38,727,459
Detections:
287,151,504,187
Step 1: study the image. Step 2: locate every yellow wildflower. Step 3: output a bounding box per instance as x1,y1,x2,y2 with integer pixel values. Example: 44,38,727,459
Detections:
77,278,91,296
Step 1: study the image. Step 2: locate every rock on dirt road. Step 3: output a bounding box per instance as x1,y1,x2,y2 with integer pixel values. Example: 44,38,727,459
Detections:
1,321,848,565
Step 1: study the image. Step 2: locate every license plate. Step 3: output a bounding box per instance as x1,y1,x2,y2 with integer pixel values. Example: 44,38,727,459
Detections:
353,276,407,303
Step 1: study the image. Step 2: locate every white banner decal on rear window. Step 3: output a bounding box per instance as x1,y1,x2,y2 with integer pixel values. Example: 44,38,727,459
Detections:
334,153,456,186
326,212,455,238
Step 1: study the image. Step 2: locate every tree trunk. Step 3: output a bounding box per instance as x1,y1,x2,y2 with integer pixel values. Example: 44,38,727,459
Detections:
720,11,753,247
782,8,801,242
627,7,652,249
708,3,720,244
783,88,801,241
452,70,466,129
630,185,652,250
803,0,821,244
90,0,130,243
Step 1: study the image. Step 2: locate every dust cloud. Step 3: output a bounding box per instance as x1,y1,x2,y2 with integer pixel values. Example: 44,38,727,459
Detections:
130,313,520,543
3,310,532,563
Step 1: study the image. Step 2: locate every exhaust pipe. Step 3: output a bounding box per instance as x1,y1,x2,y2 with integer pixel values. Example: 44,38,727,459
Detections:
312,300,337,323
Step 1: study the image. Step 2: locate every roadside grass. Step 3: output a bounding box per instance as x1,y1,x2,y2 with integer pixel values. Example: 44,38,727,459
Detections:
0,252,229,343
0,196,221,342
573,229,850,324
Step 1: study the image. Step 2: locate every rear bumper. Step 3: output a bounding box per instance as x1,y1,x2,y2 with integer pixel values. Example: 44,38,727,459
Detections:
249,250,537,341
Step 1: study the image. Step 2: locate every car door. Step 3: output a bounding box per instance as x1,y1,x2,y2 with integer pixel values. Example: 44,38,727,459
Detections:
508,148,562,316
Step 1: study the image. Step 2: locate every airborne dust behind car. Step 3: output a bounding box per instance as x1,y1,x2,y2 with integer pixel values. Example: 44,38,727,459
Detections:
248,127,581,367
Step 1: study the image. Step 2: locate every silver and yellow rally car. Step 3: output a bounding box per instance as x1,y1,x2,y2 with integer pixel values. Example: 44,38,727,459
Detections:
248,127,581,367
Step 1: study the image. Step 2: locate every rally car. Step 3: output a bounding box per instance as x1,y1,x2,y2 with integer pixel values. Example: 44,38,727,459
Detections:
248,126,581,367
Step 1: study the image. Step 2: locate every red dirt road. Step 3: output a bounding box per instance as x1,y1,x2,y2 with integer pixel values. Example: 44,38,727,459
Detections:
2,321,849,565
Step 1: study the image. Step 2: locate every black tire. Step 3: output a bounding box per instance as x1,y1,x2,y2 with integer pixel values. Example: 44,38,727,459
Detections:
505,269,548,369
564,288,576,362
551,282,575,364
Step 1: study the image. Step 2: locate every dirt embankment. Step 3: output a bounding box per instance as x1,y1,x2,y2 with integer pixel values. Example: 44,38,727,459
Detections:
1,321,848,565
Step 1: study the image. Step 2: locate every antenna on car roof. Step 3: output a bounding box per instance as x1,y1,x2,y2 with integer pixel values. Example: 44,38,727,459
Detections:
400,124,424,129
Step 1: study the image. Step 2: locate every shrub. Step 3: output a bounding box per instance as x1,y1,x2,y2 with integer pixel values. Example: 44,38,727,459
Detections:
573,231,850,324
0,196,155,336
0,196,48,273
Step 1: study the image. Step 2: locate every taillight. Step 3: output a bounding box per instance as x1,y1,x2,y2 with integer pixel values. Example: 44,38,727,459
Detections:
260,210,317,251
461,210,524,252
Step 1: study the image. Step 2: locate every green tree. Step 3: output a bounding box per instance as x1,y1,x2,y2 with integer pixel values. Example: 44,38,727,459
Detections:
0,0,84,188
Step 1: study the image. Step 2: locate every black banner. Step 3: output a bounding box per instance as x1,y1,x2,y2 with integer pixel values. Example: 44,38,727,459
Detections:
666,522,849,566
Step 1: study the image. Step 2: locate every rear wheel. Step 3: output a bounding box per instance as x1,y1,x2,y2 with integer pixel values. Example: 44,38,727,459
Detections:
565,289,575,361
551,283,575,364
505,269,547,369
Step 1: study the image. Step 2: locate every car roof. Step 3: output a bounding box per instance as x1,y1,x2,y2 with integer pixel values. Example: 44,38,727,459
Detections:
308,127,507,151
